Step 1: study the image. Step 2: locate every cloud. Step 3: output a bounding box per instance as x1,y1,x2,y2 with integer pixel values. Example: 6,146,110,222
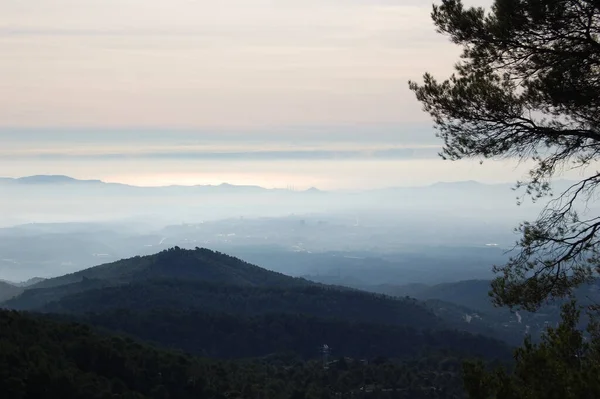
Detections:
0,1,495,130
0,124,440,148
0,126,441,161
10,147,439,161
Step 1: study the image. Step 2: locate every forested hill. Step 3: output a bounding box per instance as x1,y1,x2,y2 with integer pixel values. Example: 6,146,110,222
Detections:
4,247,314,309
44,308,511,362
36,280,443,330
0,308,497,399
1,247,514,370
0,247,516,398
4,248,443,331
31,246,310,290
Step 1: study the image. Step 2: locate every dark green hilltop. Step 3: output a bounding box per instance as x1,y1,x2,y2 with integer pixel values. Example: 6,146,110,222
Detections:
0,247,514,398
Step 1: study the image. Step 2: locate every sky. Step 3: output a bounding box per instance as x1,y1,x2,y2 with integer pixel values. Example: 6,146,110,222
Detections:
1,0,564,189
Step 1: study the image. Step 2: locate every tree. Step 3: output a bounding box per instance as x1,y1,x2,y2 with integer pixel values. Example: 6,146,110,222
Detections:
409,0,600,311
463,301,600,398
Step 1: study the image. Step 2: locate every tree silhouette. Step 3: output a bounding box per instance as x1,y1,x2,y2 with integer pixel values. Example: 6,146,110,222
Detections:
410,0,600,311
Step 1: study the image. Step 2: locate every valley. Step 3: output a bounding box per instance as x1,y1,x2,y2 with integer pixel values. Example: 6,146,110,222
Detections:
0,176,589,398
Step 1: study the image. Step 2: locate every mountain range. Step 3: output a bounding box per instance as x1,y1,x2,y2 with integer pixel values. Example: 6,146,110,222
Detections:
0,174,321,193
0,174,579,193
1,239,577,349
2,247,511,362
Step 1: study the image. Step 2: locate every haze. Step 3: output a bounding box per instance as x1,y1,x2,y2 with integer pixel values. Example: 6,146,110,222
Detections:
1,0,558,189
2,0,597,286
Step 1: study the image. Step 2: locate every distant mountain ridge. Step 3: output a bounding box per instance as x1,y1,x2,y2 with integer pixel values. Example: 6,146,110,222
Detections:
0,277,46,303
0,174,312,193
1,175,103,185
0,277,46,287
0,281,23,302
1,174,579,192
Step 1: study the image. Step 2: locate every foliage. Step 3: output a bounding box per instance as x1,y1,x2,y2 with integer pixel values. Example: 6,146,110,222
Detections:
35,279,442,330
463,302,600,398
409,0,600,311
0,308,485,399
374,278,600,345
0,246,518,397
31,247,311,291
2,247,316,310
25,277,511,363
41,308,511,362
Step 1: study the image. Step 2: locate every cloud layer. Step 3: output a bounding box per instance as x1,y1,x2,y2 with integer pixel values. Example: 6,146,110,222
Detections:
1,0,509,190
0,0,495,130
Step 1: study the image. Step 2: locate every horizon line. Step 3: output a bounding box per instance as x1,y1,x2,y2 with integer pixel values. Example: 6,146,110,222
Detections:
1,173,568,192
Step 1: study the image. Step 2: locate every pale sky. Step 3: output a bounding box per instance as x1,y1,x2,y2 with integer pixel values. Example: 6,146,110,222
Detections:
2,0,553,190
0,0,494,128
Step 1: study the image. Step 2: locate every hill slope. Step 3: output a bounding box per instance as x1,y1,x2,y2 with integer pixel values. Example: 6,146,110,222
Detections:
0,308,214,398
2,247,516,364
37,280,443,329
5,277,517,361
363,279,600,344
4,248,443,331
30,246,309,290
45,308,511,361
0,308,493,399
6,247,313,309
0,281,23,302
